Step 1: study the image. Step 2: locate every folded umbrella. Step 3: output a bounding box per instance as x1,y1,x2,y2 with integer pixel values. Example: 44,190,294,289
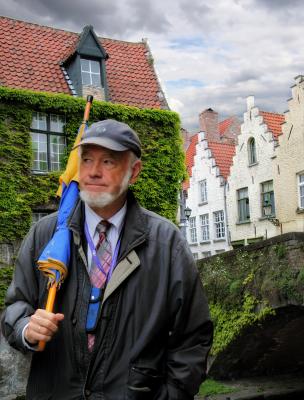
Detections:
37,95,93,350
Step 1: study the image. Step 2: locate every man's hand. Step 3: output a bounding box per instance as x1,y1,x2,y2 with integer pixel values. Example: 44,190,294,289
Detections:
24,309,64,350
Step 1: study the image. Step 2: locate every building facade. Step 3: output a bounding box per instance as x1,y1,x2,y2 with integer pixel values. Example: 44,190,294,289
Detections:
226,96,284,246
183,109,239,259
273,76,304,232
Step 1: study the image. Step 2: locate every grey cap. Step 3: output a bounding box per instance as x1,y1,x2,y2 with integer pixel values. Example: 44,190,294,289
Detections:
74,119,141,157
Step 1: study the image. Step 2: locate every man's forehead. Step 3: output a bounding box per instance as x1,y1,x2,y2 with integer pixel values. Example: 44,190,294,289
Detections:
81,144,128,157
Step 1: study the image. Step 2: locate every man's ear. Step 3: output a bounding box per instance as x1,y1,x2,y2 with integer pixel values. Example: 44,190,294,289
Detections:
129,159,142,184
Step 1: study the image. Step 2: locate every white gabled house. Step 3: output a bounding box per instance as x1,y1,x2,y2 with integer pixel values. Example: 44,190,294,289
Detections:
226,96,285,247
183,109,239,259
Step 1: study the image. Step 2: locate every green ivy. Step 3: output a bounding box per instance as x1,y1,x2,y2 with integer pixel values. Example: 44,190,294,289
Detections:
210,294,274,355
0,86,185,242
198,242,304,356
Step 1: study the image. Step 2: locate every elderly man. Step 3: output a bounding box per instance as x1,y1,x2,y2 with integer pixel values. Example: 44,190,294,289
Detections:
2,119,213,400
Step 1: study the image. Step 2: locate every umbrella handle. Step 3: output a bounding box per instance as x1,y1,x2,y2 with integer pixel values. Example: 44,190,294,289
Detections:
37,284,57,351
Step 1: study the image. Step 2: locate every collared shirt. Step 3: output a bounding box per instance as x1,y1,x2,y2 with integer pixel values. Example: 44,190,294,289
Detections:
84,202,127,271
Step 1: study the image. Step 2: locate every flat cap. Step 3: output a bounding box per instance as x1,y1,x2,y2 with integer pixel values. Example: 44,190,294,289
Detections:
74,119,141,157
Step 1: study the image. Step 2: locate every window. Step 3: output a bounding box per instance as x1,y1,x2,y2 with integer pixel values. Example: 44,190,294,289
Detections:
31,112,66,172
202,251,211,258
192,252,198,261
199,179,207,203
237,188,250,222
81,59,101,86
200,214,209,241
214,210,225,239
248,137,257,165
261,180,275,216
298,173,304,209
32,212,49,225
189,217,197,243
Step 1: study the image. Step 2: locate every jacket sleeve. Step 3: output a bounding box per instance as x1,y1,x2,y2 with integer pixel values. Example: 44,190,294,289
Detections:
1,225,44,353
166,238,213,399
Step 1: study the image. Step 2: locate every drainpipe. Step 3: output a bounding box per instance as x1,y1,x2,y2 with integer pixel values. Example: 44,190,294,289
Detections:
224,180,231,247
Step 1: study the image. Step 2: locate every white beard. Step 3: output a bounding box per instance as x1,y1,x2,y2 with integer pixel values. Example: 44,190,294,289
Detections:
79,168,132,209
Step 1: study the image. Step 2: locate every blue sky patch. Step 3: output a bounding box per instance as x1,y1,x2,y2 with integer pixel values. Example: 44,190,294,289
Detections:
166,79,205,88
169,36,206,49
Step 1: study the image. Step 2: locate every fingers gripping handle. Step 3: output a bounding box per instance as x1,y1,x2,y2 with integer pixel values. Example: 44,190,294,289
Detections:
37,284,57,351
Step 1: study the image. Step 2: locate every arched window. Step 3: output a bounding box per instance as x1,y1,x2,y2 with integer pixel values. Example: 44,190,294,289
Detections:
248,137,257,165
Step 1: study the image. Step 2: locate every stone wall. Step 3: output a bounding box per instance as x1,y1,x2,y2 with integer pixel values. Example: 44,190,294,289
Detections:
0,312,30,398
198,232,304,379
0,241,21,267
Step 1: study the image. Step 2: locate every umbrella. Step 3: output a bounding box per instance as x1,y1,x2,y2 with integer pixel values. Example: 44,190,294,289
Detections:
37,95,93,350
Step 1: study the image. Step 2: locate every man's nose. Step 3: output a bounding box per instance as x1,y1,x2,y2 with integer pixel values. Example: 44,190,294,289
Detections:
89,162,102,177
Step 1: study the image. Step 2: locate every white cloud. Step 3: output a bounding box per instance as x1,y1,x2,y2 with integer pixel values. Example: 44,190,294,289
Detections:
1,0,303,131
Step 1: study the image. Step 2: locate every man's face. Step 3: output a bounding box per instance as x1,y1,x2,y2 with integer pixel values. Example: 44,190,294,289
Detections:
79,144,141,213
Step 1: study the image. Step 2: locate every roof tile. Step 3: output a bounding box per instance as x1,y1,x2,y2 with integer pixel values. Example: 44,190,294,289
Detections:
259,111,285,139
0,16,167,109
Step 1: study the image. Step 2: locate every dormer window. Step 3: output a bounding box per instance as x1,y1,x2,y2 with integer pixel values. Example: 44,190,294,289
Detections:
81,59,101,87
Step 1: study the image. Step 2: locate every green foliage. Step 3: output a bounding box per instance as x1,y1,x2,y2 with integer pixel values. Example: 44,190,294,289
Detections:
199,378,236,396
210,295,274,355
274,244,287,259
0,266,13,309
0,86,185,241
198,241,304,356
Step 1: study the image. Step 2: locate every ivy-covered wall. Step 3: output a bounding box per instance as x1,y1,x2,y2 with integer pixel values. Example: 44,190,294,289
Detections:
198,232,304,357
0,86,185,243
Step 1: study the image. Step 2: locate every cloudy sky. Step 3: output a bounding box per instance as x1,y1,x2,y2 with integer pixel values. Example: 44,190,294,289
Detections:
1,0,303,131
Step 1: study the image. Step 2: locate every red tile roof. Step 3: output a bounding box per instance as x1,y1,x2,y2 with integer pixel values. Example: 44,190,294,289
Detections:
183,132,236,190
0,16,166,109
219,117,234,136
259,111,284,139
208,141,235,180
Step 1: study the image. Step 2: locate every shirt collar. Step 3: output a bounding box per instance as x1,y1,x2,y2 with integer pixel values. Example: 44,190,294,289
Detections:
85,202,127,238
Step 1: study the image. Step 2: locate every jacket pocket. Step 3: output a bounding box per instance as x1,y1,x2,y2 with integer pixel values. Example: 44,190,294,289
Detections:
125,366,166,400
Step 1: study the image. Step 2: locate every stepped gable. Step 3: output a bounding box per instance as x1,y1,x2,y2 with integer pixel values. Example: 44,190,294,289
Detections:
259,111,285,139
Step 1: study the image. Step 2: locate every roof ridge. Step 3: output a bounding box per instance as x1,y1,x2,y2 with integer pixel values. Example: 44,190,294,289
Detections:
99,36,145,46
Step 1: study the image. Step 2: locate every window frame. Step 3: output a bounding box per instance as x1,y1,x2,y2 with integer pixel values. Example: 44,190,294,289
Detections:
199,179,208,203
213,210,225,239
189,216,198,243
298,172,304,209
237,187,250,222
30,112,66,173
248,137,257,165
80,58,102,87
261,180,275,217
200,213,210,241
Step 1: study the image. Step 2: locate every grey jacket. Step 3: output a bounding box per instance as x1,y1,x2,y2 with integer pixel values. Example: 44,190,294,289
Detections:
1,192,213,400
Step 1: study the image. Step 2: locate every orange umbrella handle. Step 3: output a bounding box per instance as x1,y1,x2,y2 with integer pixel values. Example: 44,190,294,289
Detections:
38,284,57,351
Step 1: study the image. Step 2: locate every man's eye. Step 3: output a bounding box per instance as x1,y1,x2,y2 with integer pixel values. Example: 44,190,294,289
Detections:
104,159,114,165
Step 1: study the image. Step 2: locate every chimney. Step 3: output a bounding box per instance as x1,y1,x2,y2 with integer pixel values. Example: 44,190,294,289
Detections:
199,108,220,142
